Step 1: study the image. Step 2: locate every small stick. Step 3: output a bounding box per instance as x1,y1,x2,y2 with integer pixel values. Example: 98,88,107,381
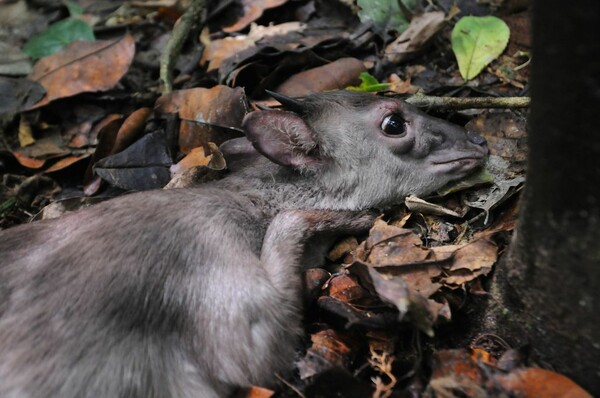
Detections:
159,0,206,94
406,93,530,110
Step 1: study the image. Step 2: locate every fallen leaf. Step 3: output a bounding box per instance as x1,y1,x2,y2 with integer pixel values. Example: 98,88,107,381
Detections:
496,368,593,398
12,151,45,169
357,0,415,39
155,85,248,153
384,11,446,64
0,42,33,76
274,57,366,97
44,153,91,173
23,18,95,61
18,116,34,147
27,34,135,109
297,329,353,379
451,16,510,80
201,36,255,72
0,76,45,115
223,0,288,33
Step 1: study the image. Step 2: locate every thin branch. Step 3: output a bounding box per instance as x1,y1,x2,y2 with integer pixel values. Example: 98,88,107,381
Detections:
406,93,530,110
159,0,206,94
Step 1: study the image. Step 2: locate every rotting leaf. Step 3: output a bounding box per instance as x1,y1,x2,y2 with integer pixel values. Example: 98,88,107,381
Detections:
451,16,510,81
27,34,135,109
23,18,95,61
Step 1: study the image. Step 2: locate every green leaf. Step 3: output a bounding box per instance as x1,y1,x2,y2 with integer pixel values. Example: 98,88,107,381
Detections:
346,72,391,92
436,166,494,196
451,16,510,81
23,18,95,61
357,0,417,38
64,0,84,16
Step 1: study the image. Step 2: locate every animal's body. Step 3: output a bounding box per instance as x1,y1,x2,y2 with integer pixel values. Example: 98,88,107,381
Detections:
0,91,488,397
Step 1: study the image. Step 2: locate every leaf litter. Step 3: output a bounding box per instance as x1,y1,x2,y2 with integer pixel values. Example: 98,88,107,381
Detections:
0,0,590,396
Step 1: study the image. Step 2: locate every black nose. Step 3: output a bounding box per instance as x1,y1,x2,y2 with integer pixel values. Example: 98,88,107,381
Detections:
466,130,487,146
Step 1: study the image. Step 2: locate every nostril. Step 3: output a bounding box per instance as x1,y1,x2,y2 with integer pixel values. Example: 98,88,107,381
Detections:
466,131,487,146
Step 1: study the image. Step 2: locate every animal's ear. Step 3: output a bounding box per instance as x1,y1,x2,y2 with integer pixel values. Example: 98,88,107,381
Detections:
242,110,321,168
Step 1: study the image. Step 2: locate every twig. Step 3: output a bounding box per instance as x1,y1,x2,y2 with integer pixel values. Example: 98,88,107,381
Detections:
159,0,206,94
406,93,530,110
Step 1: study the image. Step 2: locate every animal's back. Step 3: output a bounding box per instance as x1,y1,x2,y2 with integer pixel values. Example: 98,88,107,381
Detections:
0,187,299,398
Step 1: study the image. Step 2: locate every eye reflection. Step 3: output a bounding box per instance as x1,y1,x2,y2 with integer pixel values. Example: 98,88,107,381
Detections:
381,114,407,137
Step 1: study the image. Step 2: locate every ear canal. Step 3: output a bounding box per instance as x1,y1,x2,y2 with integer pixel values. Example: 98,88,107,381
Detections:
242,110,320,168
265,90,306,114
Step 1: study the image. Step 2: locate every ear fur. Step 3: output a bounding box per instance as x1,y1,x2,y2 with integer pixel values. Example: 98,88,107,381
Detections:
242,110,320,168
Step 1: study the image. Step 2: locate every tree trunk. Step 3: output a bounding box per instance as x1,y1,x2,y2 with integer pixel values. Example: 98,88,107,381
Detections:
486,0,600,393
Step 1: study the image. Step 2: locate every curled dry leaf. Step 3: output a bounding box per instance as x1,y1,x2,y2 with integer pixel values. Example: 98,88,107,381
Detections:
155,85,248,153
223,0,288,33
169,142,226,177
274,57,367,97
27,34,135,109
44,153,91,173
384,11,446,64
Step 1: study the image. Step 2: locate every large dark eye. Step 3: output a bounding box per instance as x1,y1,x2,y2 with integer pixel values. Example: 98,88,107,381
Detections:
381,114,407,136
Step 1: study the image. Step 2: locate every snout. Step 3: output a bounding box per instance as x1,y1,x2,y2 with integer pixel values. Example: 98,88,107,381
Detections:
428,129,488,176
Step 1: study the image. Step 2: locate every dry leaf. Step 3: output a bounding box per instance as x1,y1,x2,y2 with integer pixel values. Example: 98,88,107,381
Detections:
223,0,288,33
496,368,593,398
201,36,255,72
384,11,446,64
274,57,366,97
27,34,135,109
156,85,248,153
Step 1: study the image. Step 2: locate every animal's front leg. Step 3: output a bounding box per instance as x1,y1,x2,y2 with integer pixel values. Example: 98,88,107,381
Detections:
260,209,377,295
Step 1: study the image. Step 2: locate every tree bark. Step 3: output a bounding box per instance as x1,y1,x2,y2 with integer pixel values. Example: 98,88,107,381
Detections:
486,1,600,393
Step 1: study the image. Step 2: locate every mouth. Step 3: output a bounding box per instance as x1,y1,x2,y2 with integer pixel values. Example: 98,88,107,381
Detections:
430,156,486,175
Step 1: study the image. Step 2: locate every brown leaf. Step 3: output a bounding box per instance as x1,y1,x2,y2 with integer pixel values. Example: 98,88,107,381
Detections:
27,34,135,109
155,86,248,153
201,36,255,72
297,329,353,379
112,107,153,154
274,57,366,97
169,142,225,177
245,386,275,398
82,114,124,195
435,238,497,286
384,11,446,64
44,154,91,173
328,275,366,303
12,151,45,169
223,0,288,33
495,368,593,398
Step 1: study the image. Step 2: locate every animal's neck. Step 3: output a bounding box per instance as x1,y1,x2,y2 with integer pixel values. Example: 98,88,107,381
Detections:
213,161,333,215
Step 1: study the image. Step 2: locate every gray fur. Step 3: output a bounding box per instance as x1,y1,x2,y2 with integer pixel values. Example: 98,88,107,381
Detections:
0,91,487,397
